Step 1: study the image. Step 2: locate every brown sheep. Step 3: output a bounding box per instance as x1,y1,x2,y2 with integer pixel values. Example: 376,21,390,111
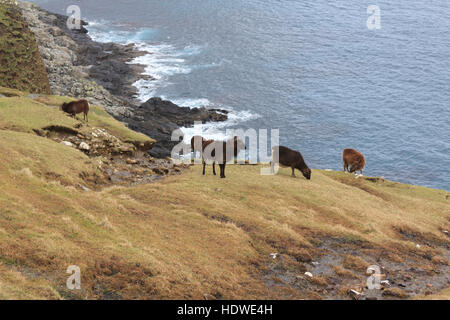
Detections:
202,136,246,178
200,139,216,176
61,99,90,122
191,135,206,157
342,148,366,174
191,136,217,175
270,146,311,180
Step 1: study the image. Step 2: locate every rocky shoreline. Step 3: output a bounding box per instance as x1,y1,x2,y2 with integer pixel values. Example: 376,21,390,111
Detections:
19,1,228,157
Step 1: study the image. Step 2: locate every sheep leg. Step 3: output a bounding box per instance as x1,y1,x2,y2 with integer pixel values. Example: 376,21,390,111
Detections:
202,159,206,175
220,163,226,178
291,167,296,177
213,162,216,175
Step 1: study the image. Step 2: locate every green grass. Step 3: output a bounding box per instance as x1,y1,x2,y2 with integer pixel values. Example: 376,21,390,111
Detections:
0,89,155,146
0,3,50,94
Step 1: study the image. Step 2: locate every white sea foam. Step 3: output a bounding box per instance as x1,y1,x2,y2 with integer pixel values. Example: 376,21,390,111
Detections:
86,20,201,102
85,20,157,44
180,109,261,143
129,44,192,101
167,98,212,109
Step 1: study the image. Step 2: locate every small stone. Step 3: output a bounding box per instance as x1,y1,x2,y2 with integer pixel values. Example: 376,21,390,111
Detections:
269,253,278,259
76,184,91,191
426,283,433,288
79,142,90,151
381,280,390,286
119,145,134,153
61,141,73,147
349,289,363,300
304,272,313,278
350,289,362,295
126,158,139,165
416,244,421,248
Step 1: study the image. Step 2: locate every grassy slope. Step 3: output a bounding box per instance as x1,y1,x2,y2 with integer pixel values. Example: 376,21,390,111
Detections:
0,2,50,94
0,88,154,147
0,89,449,299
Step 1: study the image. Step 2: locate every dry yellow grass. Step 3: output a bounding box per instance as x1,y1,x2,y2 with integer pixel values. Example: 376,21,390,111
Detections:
415,287,450,300
0,90,449,299
0,88,155,147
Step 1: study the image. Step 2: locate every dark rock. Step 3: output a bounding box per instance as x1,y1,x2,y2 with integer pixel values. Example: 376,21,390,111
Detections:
47,13,149,103
117,97,228,158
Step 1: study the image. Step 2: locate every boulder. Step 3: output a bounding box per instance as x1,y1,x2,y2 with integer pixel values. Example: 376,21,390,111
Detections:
79,142,90,151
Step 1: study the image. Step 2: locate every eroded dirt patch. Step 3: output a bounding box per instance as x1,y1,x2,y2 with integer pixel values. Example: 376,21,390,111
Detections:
261,235,449,300
39,123,189,189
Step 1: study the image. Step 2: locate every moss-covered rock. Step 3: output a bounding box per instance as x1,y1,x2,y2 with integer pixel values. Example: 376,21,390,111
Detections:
0,1,50,94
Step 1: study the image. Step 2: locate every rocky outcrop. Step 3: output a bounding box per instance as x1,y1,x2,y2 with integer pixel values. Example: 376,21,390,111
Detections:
19,2,133,117
119,97,228,157
19,1,228,158
41,123,189,188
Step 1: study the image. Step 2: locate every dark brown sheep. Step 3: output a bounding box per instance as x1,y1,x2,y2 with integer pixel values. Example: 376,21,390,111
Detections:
342,148,366,174
190,136,217,175
191,135,206,156
200,138,216,176
61,99,90,122
270,146,311,180
202,136,246,178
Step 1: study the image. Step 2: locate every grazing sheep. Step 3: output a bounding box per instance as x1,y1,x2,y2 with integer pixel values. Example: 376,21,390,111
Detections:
61,99,90,122
190,136,217,175
202,136,246,178
342,148,366,174
191,135,206,156
271,146,311,180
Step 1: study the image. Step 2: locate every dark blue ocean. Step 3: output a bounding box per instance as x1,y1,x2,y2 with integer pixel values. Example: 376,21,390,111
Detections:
32,0,450,190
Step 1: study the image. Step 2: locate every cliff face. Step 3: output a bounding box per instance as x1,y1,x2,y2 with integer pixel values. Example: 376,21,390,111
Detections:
0,2,50,94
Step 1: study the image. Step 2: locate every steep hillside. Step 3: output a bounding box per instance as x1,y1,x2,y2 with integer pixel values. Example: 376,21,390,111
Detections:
0,1,50,94
0,88,449,300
